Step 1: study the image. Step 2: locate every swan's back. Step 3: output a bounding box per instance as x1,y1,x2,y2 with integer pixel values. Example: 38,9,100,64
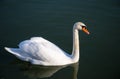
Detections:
5,37,72,65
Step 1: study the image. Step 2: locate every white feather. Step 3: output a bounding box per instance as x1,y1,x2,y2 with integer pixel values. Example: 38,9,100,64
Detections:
4,22,89,66
5,37,72,65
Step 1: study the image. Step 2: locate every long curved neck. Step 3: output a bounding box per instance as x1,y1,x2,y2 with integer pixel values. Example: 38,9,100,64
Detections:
72,27,80,62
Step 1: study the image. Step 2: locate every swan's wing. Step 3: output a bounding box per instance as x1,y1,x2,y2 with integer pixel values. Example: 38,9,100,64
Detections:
4,47,32,61
18,37,70,61
5,37,71,65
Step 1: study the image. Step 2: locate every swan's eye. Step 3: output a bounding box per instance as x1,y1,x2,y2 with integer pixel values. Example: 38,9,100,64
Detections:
82,26,86,29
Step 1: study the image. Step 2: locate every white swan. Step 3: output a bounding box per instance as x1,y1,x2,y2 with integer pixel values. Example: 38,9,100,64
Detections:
5,22,90,66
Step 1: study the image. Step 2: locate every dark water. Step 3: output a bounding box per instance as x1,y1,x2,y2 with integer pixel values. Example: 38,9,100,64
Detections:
0,0,120,79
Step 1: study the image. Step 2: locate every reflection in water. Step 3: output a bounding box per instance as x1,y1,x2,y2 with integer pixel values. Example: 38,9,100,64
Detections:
72,63,79,79
14,60,79,79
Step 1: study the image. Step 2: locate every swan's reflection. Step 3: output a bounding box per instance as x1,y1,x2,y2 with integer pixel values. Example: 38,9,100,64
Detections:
15,60,79,79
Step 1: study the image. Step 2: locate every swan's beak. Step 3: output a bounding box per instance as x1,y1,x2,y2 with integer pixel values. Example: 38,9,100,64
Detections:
82,27,90,35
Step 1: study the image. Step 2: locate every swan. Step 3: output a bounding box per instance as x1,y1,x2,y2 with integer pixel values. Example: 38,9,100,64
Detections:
5,22,90,66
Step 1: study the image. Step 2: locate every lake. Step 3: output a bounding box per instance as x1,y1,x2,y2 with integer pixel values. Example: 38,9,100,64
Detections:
0,0,120,79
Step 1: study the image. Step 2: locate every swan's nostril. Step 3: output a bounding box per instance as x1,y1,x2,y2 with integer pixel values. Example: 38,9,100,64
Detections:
82,27,90,35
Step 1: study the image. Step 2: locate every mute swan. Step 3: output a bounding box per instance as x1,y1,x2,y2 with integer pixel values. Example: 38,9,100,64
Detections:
5,22,90,66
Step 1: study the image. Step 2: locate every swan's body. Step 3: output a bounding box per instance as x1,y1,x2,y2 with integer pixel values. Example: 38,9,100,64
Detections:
5,22,90,66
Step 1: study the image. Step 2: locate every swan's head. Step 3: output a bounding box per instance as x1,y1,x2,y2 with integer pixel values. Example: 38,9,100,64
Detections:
74,22,90,34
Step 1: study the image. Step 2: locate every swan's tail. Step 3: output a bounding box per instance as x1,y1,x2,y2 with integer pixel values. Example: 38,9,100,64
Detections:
4,47,31,61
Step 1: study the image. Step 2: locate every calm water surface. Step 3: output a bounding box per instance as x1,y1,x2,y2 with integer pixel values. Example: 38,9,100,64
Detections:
0,0,120,79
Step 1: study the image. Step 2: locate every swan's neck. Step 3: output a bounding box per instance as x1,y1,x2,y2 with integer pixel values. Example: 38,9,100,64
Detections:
72,27,80,63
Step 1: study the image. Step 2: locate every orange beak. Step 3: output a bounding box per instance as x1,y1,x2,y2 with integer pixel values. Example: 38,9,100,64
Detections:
82,27,90,35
